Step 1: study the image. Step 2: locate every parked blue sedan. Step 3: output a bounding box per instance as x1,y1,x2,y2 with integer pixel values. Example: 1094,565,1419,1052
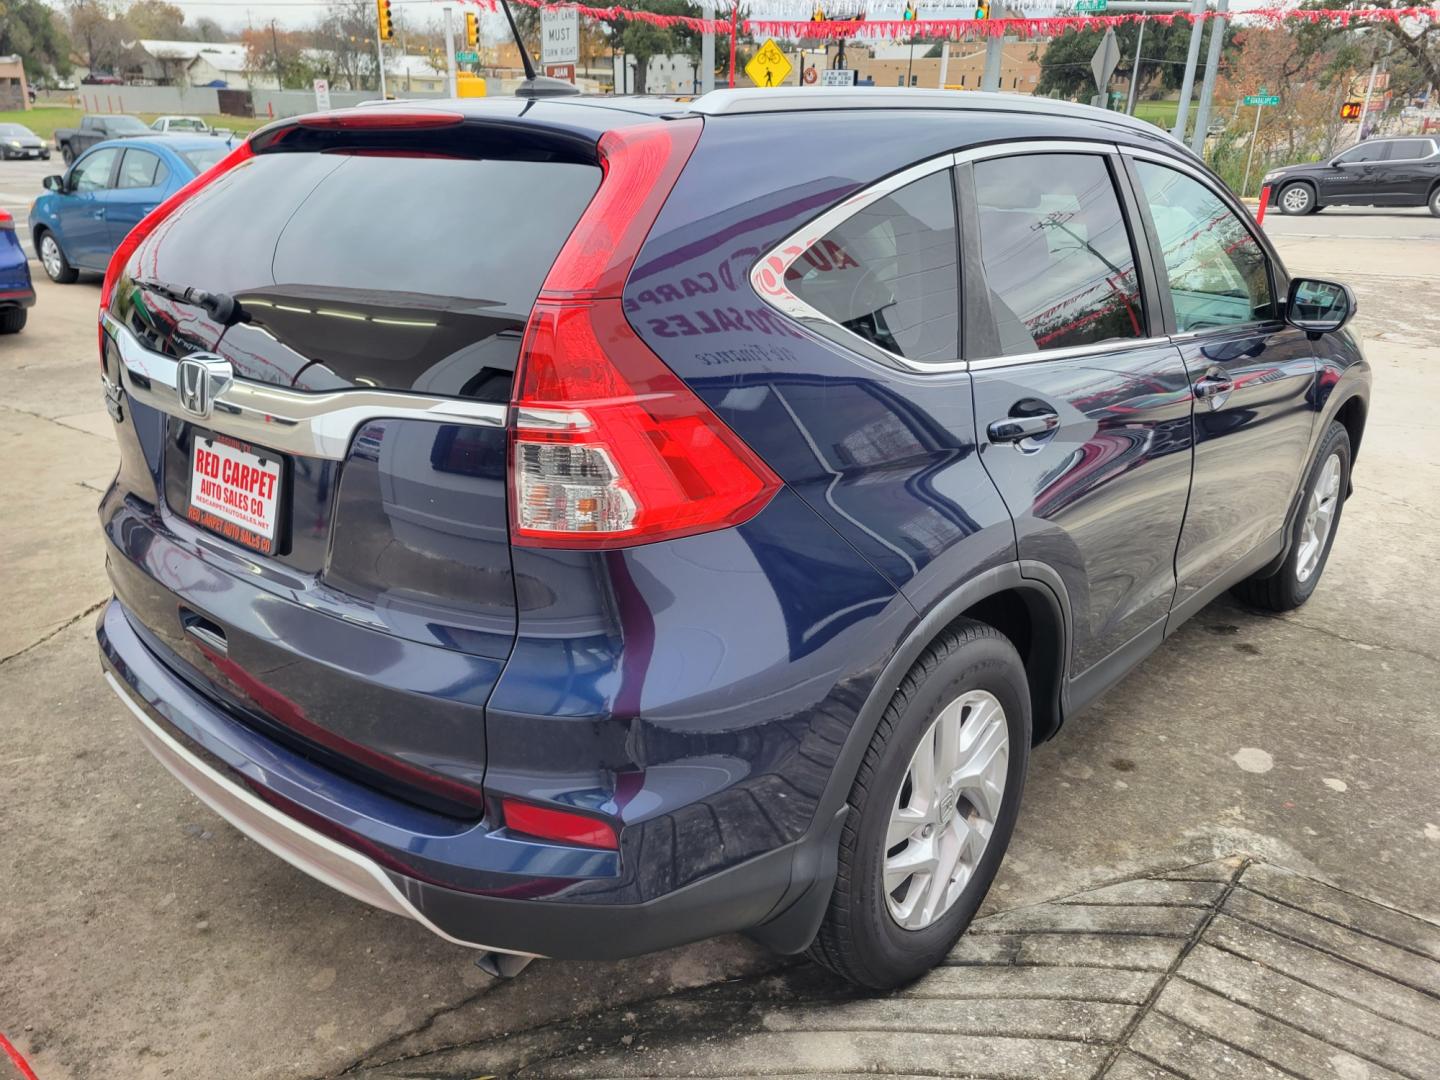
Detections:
0,205,35,333
30,135,230,285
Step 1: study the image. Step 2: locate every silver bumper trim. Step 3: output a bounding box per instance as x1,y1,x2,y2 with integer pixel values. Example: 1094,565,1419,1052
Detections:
105,672,538,957
103,312,507,461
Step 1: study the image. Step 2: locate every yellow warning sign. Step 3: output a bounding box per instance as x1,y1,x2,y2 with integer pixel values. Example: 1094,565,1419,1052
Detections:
745,39,793,88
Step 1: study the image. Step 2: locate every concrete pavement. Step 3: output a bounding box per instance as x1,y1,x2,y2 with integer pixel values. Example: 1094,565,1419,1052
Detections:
0,196,1437,1079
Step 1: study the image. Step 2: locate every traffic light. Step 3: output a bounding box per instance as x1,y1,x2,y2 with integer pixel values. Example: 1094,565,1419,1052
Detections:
465,12,479,48
1340,101,1362,121
975,1,991,19
376,0,393,41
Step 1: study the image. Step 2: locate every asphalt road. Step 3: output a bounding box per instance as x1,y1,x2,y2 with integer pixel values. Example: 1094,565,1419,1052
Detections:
0,157,64,262
0,159,1437,1080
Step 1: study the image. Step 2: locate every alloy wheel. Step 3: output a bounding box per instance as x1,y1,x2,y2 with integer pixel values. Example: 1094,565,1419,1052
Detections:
1282,185,1311,214
40,235,63,282
884,689,1009,931
1297,452,1342,583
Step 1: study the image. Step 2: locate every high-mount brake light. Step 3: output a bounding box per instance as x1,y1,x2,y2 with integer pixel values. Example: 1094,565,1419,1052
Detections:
296,111,464,130
509,118,782,549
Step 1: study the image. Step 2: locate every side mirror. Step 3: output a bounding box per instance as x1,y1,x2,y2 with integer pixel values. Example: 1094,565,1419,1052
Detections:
1285,278,1356,338
42,174,62,193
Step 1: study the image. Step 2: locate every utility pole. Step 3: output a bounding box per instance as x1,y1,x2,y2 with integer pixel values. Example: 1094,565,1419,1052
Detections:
701,2,715,92
1190,0,1228,153
982,38,1003,92
270,19,283,91
1358,34,1394,139
938,39,950,90
1125,17,1146,115
1171,0,1206,141
375,18,387,98
443,5,457,96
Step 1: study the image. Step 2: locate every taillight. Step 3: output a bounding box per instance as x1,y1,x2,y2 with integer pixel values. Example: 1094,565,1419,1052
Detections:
509,118,781,549
500,798,618,850
100,138,255,314
0,208,13,230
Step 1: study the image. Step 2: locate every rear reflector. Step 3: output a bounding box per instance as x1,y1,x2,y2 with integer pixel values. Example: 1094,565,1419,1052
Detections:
501,798,618,849
509,117,781,549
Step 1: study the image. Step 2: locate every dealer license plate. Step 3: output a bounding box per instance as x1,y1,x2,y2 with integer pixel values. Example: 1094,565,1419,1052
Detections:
187,435,283,554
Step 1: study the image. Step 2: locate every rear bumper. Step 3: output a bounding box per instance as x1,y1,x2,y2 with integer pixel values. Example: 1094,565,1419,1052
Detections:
0,286,35,308
99,597,815,959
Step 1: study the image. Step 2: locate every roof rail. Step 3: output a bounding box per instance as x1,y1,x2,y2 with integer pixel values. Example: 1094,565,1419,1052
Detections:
688,87,1187,151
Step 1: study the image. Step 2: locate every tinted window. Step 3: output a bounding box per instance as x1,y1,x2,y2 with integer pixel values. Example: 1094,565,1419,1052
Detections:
973,153,1144,356
1337,142,1386,164
119,151,601,394
1385,140,1433,161
786,169,959,362
118,149,168,188
104,116,151,135
180,146,228,173
1133,161,1274,332
71,147,120,192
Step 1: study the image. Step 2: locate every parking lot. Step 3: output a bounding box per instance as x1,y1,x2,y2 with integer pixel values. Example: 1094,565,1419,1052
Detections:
1,152,1438,1079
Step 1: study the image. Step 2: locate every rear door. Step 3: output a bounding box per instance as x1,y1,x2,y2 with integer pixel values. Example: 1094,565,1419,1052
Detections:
102,119,603,810
1123,150,1316,622
57,145,119,267
1379,138,1440,203
964,145,1195,691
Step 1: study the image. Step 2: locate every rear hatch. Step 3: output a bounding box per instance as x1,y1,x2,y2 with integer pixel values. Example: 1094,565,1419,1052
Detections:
100,111,603,815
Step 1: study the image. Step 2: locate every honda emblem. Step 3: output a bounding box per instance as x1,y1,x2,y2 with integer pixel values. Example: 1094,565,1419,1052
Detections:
175,354,232,418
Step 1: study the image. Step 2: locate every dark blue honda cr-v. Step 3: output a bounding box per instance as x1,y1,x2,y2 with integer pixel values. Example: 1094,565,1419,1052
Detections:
97,88,1370,988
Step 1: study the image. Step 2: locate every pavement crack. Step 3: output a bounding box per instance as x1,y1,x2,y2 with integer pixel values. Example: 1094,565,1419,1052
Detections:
0,599,107,667
1245,610,1440,666
1097,857,1250,1077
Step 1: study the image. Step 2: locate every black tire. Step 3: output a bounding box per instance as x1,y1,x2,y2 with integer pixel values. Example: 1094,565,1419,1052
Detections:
1278,181,1316,216
1232,420,1351,613
0,307,26,334
61,144,74,165
36,229,78,285
1429,186,1440,217
808,618,1031,989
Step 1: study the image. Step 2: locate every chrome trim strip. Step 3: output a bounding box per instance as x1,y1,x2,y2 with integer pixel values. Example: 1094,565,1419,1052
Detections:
967,336,1174,372
105,313,507,460
105,672,539,958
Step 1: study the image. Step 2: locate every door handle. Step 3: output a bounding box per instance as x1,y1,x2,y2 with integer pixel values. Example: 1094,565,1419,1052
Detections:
988,413,1060,444
1192,371,1238,406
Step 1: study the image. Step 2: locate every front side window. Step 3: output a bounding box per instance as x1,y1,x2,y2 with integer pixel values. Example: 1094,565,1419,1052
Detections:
71,147,120,193
786,168,959,363
972,153,1144,356
1337,142,1386,164
1132,161,1274,332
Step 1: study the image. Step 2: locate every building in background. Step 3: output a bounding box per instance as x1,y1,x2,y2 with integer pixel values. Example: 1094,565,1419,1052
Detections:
132,41,276,90
825,41,1042,91
0,56,30,110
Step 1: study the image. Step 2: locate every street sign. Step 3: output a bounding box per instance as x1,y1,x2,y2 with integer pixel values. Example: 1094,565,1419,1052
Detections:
746,39,793,88
312,78,331,111
541,8,580,66
1091,29,1120,94
455,50,479,63
544,63,575,83
820,68,856,87
1243,94,1281,107
1076,0,1108,11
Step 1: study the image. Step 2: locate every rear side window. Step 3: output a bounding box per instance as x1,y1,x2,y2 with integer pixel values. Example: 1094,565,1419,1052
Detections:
180,146,227,173
785,169,959,363
118,149,168,189
973,153,1144,356
1386,140,1433,161
1132,161,1274,332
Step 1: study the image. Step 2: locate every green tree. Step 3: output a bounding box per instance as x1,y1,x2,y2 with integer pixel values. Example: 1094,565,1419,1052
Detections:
67,0,130,76
607,0,702,93
0,0,74,82
124,0,185,39
1036,21,1201,101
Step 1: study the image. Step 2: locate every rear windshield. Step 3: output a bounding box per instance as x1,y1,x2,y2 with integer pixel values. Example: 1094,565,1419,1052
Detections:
180,145,228,173
116,148,601,393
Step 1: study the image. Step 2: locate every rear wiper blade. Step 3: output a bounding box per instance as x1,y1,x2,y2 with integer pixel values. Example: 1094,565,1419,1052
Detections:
135,278,247,326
